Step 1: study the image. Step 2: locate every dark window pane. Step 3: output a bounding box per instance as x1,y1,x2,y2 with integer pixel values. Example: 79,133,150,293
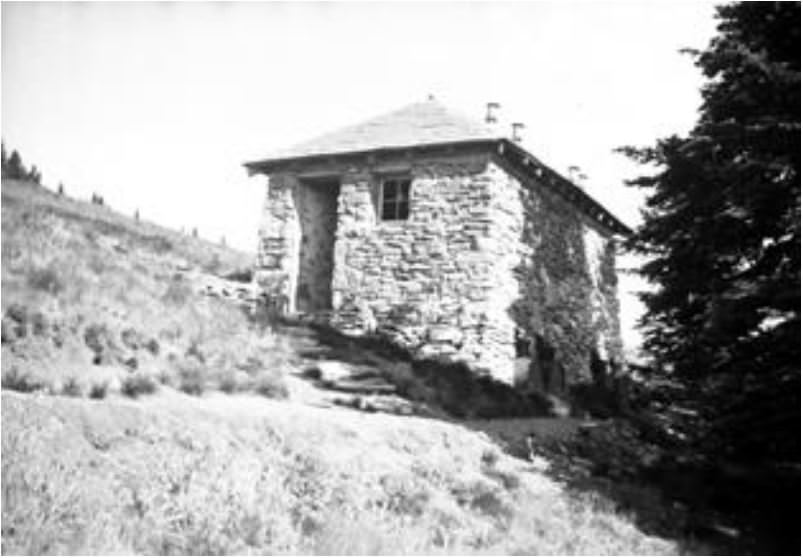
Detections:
380,177,411,221
398,180,410,202
382,202,396,220
383,180,397,201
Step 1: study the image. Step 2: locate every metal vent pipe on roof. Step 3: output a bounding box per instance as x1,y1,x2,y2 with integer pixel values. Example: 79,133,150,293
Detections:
512,122,525,142
485,102,500,124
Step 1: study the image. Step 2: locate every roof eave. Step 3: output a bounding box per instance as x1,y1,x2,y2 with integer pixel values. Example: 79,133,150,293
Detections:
243,138,500,176
497,139,632,236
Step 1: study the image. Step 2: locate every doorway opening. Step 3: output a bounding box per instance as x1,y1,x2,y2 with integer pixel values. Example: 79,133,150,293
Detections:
294,177,340,313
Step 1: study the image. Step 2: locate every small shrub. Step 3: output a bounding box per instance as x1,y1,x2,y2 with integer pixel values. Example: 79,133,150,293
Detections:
26,264,64,294
484,468,522,491
255,371,288,399
120,327,144,350
87,253,107,275
481,448,500,469
1,366,44,392
202,254,222,275
30,311,48,336
2,317,19,343
144,338,160,355
62,376,83,397
89,381,108,399
301,366,322,380
3,304,29,341
5,303,29,325
178,359,206,396
217,369,253,394
224,268,253,283
120,373,157,398
156,368,175,387
455,480,513,522
162,276,193,306
218,370,238,393
84,323,115,364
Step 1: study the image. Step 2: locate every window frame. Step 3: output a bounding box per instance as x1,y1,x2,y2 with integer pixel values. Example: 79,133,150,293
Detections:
377,176,412,222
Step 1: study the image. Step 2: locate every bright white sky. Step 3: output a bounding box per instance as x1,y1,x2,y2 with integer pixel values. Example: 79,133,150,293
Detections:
2,1,719,354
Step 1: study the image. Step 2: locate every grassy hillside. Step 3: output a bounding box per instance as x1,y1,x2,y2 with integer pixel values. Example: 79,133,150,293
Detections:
1,178,695,554
1,179,291,399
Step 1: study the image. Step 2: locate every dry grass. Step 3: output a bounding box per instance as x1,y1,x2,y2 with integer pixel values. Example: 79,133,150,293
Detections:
1,179,697,554
1,178,289,401
1,391,684,555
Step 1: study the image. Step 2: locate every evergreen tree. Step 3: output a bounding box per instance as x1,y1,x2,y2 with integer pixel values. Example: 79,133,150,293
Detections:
5,150,26,179
27,165,42,185
621,2,800,467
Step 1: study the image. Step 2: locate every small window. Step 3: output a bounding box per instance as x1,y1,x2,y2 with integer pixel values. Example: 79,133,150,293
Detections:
379,177,411,221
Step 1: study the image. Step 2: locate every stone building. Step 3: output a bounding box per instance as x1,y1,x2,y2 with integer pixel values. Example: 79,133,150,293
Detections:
245,99,631,393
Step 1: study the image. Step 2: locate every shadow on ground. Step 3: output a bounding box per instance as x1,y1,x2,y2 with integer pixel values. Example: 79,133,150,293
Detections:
264,321,797,554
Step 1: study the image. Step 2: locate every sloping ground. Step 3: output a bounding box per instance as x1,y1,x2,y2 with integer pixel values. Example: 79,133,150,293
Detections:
1,179,288,399
2,390,681,555
1,178,699,554
1,179,252,273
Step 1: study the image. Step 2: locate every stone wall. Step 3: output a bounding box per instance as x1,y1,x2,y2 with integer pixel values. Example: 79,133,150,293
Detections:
488,159,623,393
254,151,623,390
255,173,300,312
330,152,516,381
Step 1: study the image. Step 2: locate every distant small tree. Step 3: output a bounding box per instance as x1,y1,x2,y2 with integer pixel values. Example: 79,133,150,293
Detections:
1,142,7,170
27,165,41,185
57,182,64,196
134,209,140,222
5,150,26,179
192,227,198,238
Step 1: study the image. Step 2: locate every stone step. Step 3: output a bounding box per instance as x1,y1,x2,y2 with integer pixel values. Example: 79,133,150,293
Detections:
323,379,398,395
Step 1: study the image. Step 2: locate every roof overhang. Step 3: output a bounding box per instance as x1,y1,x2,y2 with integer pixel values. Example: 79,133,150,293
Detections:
495,140,632,236
243,138,632,237
243,138,496,176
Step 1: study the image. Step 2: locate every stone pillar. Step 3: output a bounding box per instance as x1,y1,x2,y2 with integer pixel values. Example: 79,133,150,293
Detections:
254,173,301,313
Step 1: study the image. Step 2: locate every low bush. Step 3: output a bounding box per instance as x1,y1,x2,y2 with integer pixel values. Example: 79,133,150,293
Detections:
89,381,108,399
84,323,116,365
26,264,64,294
120,373,157,398
61,376,83,397
177,359,206,396
217,369,253,394
162,276,193,307
223,268,253,283
1,367,44,393
255,370,289,399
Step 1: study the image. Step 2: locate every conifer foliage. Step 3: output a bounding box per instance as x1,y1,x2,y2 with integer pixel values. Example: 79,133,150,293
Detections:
621,2,800,466
1,141,43,184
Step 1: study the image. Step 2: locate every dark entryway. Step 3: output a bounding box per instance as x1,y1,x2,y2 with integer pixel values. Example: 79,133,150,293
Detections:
294,178,340,313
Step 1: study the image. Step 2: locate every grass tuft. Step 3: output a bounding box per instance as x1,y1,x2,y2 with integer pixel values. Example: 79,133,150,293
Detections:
88,381,109,399
61,376,83,397
254,371,289,399
120,373,157,398
1,367,44,393
177,359,206,396
26,264,65,294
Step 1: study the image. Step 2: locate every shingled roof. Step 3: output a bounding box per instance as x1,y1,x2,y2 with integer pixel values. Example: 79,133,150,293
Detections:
251,98,498,161
244,98,631,235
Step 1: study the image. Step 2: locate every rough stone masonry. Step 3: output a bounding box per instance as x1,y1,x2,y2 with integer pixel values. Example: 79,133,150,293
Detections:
245,99,630,395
